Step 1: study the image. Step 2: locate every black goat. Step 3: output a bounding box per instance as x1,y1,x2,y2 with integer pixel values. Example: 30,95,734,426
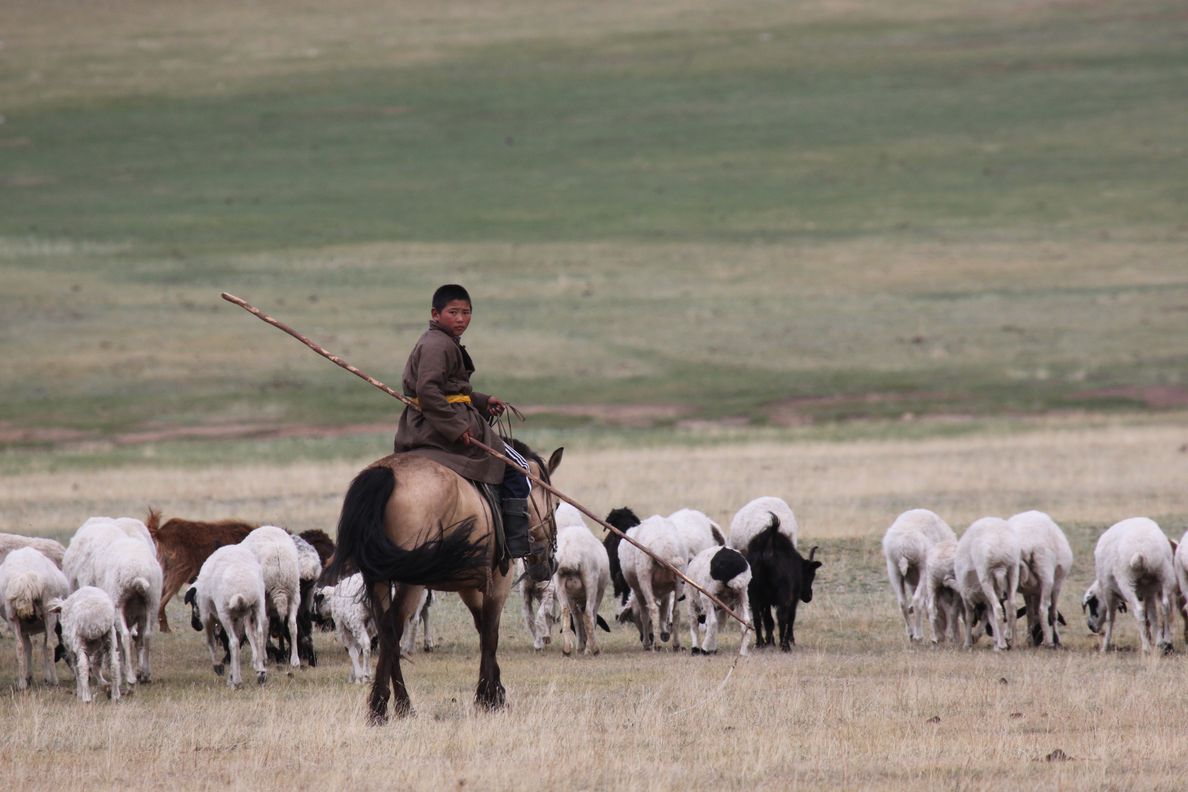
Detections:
603,507,641,607
744,514,822,651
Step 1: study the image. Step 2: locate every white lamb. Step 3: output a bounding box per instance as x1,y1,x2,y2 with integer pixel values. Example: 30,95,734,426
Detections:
882,509,957,643
730,496,799,551
1009,510,1073,648
241,525,301,668
400,588,434,655
98,535,163,685
517,559,558,651
189,544,268,688
0,533,67,568
618,515,688,651
48,586,121,703
954,517,1021,651
553,521,611,656
320,573,376,683
1082,517,1175,654
0,547,69,689
684,546,752,656
668,508,726,557
923,539,965,645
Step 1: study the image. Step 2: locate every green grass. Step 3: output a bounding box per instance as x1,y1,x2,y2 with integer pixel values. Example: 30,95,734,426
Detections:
2,0,1187,453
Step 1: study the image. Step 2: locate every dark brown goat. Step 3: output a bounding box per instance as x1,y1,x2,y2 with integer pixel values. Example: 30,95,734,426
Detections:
146,509,334,632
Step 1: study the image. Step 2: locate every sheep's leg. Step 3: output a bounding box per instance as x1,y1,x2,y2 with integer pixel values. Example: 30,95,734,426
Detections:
203,617,223,676
157,564,188,632
116,609,137,686
345,631,366,683
535,584,557,649
107,625,121,701
1157,584,1174,654
16,620,32,689
978,578,1007,650
667,583,682,651
556,583,575,656
704,598,721,654
961,599,977,650
583,574,601,656
245,603,268,686
1005,565,1020,649
420,593,434,652
908,573,928,642
1035,585,1054,648
74,647,93,703
286,598,300,669
519,579,540,649
225,617,243,689
637,577,659,651
1116,583,1150,652
685,591,701,653
41,614,58,685
737,596,752,656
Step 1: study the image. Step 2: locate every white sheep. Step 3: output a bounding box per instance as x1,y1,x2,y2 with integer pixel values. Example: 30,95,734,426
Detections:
48,586,121,703
1009,510,1073,648
730,496,799,551
62,516,155,590
618,515,688,651
188,544,268,688
320,573,376,683
97,535,163,685
1082,517,1175,654
954,517,1021,651
517,559,558,651
684,546,752,656
924,539,966,645
241,525,301,668
553,520,611,656
668,508,726,557
882,509,957,643
0,547,69,689
0,532,66,568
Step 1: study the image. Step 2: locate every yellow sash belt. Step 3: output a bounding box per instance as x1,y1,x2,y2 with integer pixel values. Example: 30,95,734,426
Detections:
409,394,472,408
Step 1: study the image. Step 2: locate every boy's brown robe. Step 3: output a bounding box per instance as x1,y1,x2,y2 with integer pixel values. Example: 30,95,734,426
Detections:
393,322,505,484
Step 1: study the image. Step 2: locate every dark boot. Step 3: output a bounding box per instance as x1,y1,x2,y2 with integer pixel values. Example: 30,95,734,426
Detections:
502,497,532,559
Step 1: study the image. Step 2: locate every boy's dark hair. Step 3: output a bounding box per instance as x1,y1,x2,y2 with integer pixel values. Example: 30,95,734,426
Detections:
432,284,471,312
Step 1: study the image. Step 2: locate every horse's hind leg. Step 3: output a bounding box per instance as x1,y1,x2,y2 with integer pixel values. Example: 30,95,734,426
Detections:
367,581,398,724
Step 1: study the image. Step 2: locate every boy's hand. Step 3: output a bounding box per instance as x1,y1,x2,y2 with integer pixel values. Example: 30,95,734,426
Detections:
460,430,474,445
487,396,506,417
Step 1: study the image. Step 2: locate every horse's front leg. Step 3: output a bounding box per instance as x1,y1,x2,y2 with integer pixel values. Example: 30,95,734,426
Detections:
471,584,509,711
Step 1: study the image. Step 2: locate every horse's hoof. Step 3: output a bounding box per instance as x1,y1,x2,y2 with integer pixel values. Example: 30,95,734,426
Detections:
368,711,389,727
212,664,224,677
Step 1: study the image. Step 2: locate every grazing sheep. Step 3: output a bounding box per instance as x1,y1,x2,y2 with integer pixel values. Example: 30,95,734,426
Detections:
316,573,376,683
741,515,821,651
618,515,688,651
0,547,69,689
684,546,752,656
954,517,1021,651
517,558,558,651
1008,510,1073,648
1082,517,1175,654
924,539,966,645
62,516,155,591
0,533,66,568
186,545,268,688
553,520,611,656
48,586,121,703
668,508,726,557
730,496,799,551
603,507,642,608
98,536,163,685
241,525,302,669
882,509,957,643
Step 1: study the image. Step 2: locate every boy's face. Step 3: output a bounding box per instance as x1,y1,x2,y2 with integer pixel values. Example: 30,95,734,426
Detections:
432,299,472,338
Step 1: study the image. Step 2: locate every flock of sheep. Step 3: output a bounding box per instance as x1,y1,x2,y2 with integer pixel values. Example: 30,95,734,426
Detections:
7,496,1179,704
0,494,824,701
883,508,1187,654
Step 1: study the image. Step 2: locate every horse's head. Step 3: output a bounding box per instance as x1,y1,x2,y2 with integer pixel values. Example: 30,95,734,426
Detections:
511,440,563,583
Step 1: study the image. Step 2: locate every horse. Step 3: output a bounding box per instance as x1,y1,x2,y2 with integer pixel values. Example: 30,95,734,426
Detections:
328,440,562,722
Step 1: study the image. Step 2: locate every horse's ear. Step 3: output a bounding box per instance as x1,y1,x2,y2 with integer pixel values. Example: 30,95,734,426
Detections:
547,447,564,474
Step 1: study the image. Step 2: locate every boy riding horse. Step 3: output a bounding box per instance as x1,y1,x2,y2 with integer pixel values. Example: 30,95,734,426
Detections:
393,284,534,559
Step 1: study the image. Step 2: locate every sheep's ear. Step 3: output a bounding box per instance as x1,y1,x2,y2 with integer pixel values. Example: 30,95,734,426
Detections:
48,599,63,615
547,447,564,474
184,587,197,606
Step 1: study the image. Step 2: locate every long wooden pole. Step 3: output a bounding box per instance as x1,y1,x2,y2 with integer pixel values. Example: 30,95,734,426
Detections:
221,292,754,634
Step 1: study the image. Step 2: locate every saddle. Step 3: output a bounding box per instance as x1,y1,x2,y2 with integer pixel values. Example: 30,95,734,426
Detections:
473,481,511,576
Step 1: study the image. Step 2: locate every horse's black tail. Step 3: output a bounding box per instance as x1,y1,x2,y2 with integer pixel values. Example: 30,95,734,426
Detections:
327,465,488,590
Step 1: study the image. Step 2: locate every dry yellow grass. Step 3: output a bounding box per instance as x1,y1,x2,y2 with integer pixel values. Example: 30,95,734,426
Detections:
3,415,1188,790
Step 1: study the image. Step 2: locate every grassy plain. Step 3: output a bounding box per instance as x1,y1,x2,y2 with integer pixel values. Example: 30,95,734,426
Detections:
4,417,1188,790
3,0,1188,788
